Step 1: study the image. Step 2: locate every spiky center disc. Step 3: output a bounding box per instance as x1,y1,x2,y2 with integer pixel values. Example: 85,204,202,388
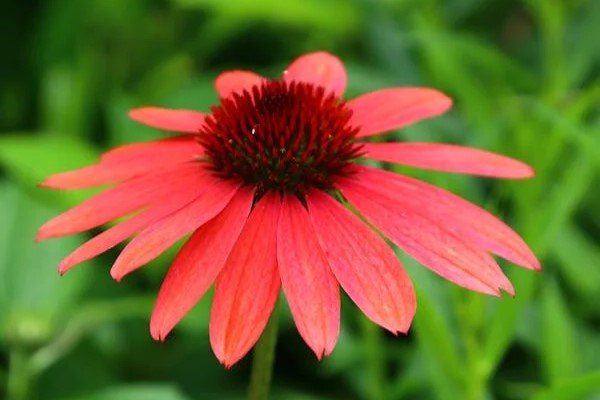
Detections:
198,80,362,196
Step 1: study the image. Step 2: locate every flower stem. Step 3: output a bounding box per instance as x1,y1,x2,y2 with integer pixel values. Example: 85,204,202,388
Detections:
247,312,279,400
7,348,31,400
457,291,487,400
362,316,385,400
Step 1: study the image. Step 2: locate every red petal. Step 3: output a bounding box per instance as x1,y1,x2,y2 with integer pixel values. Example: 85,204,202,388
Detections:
150,187,255,340
110,177,241,281
306,190,416,333
209,192,281,367
339,174,516,296
57,174,206,274
277,195,340,358
41,140,202,190
100,136,199,163
215,70,265,98
349,88,452,137
283,52,347,97
362,142,535,179
128,107,206,133
346,165,540,271
37,164,204,240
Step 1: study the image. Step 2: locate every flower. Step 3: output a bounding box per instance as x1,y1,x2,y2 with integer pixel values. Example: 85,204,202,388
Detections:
38,51,540,367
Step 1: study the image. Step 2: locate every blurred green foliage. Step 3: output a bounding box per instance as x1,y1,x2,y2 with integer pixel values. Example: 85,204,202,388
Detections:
1,0,599,399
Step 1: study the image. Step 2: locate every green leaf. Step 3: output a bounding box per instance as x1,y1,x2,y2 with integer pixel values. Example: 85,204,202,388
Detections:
410,21,495,131
40,60,97,137
525,100,600,169
484,131,596,373
171,0,358,33
526,153,597,256
540,279,580,383
107,78,217,146
566,1,600,87
63,384,191,400
0,133,98,181
0,133,100,205
29,296,155,374
553,223,600,301
531,371,600,400
482,269,537,373
0,181,91,346
105,95,166,146
414,290,464,400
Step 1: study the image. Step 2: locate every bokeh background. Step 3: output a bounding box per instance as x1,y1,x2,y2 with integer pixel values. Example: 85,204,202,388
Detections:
1,0,600,399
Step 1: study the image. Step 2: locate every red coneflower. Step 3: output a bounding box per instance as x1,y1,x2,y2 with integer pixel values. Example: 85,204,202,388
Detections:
38,52,540,367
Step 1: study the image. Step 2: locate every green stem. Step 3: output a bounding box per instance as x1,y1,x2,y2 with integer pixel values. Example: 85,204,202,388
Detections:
456,291,487,400
362,316,385,400
30,296,154,374
7,348,31,400
247,312,279,400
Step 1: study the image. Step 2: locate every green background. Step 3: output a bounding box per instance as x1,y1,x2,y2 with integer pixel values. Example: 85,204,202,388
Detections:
1,0,599,399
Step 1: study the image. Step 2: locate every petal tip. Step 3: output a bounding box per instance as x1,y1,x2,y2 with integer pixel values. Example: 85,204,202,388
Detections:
519,253,542,271
397,326,411,335
128,107,152,117
110,268,124,283
150,326,168,342
502,283,516,297
284,51,347,96
379,320,412,336
128,107,147,122
36,225,57,241
501,159,536,179
420,90,453,116
510,163,536,179
524,165,536,178
388,325,411,336
57,264,68,276
214,70,265,99
309,344,333,361
218,356,238,370
38,179,56,189
150,312,176,342
314,350,324,361
439,92,454,110
57,263,69,275
128,107,205,133
39,173,87,190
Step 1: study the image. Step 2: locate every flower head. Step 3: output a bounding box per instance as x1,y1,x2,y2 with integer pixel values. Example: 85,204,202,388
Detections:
38,52,540,367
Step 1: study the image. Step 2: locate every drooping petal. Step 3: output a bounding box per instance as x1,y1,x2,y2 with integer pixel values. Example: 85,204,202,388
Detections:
306,190,415,333
349,88,452,138
346,165,540,270
215,70,266,98
37,164,205,240
339,174,515,295
362,142,534,179
110,177,241,281
277,194,340,358
128,107,206,133
57,174,206,274
210,192,281,367
42,140,202,190
150,187,255,340
283,52,347,97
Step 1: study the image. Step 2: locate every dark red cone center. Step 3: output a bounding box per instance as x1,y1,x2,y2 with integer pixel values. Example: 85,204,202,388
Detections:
198,80,362,196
